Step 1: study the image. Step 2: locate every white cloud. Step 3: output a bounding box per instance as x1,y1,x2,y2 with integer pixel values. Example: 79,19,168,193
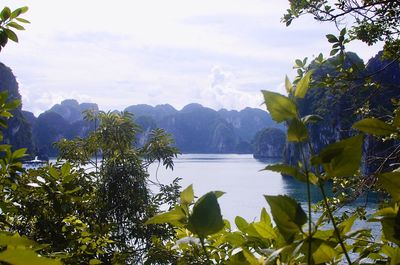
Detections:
0,0,383,115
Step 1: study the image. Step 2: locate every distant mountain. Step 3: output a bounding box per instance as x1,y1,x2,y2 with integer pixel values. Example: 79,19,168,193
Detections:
22,101,280,156
48,99,98,123
124,103,281,153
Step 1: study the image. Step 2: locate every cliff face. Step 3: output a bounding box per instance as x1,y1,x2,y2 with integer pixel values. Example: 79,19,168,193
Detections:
253,128,286,159
284,52,400,172
127,103,280,154
0,62,33,153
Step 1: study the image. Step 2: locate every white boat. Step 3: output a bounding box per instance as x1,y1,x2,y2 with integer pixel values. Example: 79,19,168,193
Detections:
24,156,47,166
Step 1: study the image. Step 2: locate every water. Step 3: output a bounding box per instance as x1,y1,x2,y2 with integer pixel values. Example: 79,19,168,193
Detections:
148,154,380,233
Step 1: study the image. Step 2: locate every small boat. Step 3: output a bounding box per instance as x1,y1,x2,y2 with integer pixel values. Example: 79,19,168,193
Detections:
24,156,47,166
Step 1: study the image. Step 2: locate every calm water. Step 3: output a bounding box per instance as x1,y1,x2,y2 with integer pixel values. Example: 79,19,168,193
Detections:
149,154,331,221
148,153,380,237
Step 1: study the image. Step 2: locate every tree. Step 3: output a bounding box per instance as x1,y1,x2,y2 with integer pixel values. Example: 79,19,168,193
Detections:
283,0,400,55
56,111,180,264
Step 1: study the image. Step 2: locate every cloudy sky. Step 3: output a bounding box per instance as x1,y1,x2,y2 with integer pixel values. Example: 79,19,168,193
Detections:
1,0,382,115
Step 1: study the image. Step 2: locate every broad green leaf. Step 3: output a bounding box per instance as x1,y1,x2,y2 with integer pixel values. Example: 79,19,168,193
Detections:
188,192,224,237
235,216,249,232
294,70,313,98
227,251,251,265
61,162,71,177
326,34,338,43
180,184,194,205
285,75,292,94
0,233,36,248
295,59,303,67
311,135,363,178
49,167,60,179
338,214,357,235
65,187,81,194
263,164,311,183
312,242,337,264
265,195,307,242
0,247,61,265
224,232,246,246
260,207,272,227
262,90,297,123
242,248,260,265
353,118,397,136
7,22,25,30
89,259,102,265
369,205,400,245
382,245,400,265
4,29,18,42
287,118,308,142
214,190,225,198
12,148,27,159
145,207,186,226
16,18,30,24
0,7,11,20
378,172,400,201
252,222,276,239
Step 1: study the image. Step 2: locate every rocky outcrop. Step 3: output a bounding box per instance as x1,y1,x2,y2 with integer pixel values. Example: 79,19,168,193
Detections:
284,51,400,173
253,128,286,159
0,62,34,153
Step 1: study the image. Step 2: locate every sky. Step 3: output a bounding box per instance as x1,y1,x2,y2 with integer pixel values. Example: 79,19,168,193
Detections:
1,0,382,116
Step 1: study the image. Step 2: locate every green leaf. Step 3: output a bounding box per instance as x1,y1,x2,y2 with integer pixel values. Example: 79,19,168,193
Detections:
263,163,306,183
378,172,400,202
61,162,71,177
0,7,11,20
89,259,102,265
353,118,397,136
287,118,308,142
265,195,307,242
213,190,225,198
180,184,194,205
7,22,25,30
188,192,224,237
49,167,60,179
242,248,259,265
145,207,186,226
326,34,338,43
285,75,293,94
260,207,272,227
65,187,81,195
235,216,249,232
4,29,18,42
382,245,400,265
15,18,30,24
12,148,27,159
0,248,61,265
224,232,246,246
295,59,303,67
312,242,337,264
252,222,276,239
294,70,313,98
330,48,340,56
262,90,297,123
338,214,357,235
311,135,363,178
